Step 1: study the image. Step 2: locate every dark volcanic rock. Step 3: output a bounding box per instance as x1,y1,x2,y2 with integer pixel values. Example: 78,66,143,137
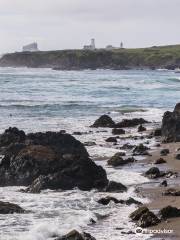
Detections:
0,201,25,214
133,144,149,156
115,118,148,128
112,128,125,135
105,181,127,193
137,211,160,228
0,128,108,191
159,206,180,219
129,206,149,221
138,125,146,132
160,180,168,187
161,108,180,142
105,137,117,143
120,143,135,150
107,153,135,167
56,230,96,240
98,196,141,206
91,115,115,128
175,154,180,160
145,167,161,179
160,148,170,156
154,158,166,164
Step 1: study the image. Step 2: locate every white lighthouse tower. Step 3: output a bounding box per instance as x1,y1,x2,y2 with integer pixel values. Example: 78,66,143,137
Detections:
91,38,96,50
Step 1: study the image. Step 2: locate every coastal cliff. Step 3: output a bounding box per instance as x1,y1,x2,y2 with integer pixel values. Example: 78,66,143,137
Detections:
1,45,180,70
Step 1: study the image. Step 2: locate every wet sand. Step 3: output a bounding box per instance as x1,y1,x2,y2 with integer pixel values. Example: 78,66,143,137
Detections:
139,142,180,239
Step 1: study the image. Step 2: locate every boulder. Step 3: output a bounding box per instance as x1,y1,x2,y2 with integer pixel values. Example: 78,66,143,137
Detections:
175,154,180,160
107,153,134,167
125,198,142,206
105,181,127,193
133,144,149,156
0,128,108,191
91,115,115,128
0,201,25,214
159,206,180,219
145,167,161,179
161,109,180,142
105,137,117,143
138,125,146,132
137,211,160,228
154,158,166,164
160,149,169,156
120,143,135,150
112,128,125,135
97,196,121,205
56,230,96,240
129,206,149,221
115,118,148,128
160,180,168,187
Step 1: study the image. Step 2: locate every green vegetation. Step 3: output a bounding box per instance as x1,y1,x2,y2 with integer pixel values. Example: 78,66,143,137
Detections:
1,44,180,69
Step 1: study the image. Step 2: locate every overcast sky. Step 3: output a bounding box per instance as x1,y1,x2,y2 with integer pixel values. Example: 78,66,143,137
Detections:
0,0,180,53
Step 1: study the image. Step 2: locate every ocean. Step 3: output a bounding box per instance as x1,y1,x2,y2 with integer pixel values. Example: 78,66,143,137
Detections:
0,67,179,240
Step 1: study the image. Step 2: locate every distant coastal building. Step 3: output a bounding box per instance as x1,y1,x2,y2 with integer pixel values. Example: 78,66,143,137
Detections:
106,45,115,50
22,42,39,52
120,42,124,49
83,39,96,50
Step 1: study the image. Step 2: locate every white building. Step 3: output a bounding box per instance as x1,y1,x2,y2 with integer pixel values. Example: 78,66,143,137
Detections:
22,42,39,52
83,39,96,50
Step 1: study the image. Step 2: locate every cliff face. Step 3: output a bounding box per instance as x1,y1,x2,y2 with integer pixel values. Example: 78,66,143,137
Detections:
1,45,180,70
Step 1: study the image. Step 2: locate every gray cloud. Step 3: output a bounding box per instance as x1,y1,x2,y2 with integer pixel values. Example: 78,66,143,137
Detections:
0,0,179,53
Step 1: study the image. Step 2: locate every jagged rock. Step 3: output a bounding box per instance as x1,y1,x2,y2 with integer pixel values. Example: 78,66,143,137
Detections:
129,206,149,221
137,211,160,228
0,128,108,191
125,198,142,206
154,158,166,164
0,201,25,214
112,128,125,135
160,149,170,156
91,115,115,128
159,206,180,219
160,180,168,187
107,153,134,167
163,188,180,196
145,167,161,179
97,196,121,205
133,144,149,156
174,102,180,113
105,181,127,193
161,106,180,142
105,137,117,143
115,118,148,128
138,125,146,132
56,230,96,240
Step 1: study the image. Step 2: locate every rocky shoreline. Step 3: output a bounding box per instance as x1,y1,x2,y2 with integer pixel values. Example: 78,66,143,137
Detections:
1,103,180,239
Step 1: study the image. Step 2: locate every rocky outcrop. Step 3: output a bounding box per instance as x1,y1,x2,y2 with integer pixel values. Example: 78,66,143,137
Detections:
56,230,96,240
91,115,115,128
138,125,146,132
133,144,149,156
163,188,180,196
130,206,160,228
0,201,25,214
0,128,108,191
159,206,180,219
161,104,180,142
107,153,135,167
97,196,141,206
116,118,148,128
145,167,161,179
